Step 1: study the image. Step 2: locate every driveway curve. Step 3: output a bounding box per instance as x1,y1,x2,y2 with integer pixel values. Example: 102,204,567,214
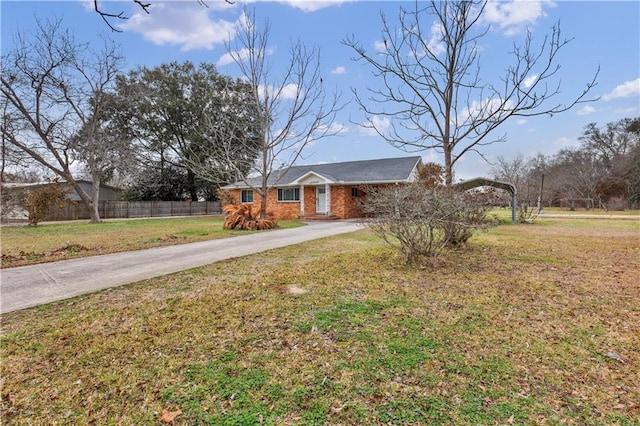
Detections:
0,221,361,314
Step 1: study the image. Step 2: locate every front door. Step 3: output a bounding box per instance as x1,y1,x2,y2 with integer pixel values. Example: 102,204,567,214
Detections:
316,187,326,213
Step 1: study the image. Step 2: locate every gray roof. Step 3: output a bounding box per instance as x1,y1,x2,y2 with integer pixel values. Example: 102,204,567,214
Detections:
224,156,422,188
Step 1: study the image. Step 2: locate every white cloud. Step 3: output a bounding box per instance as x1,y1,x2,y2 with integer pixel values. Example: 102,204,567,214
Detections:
602,78,640,101
280,83,299,100
257,83,299,101
516,118,527,125
331,66,346,75
427,22,446,56
374,40,386,53
553,136,574,147
577,105,596,116
482,0,555,36
80,0,93,12
358,115,390,136
318,122,349,134
119,3,238,51
457,97,514,124
278,0,347,13
217,46,276,67
523,74,538,88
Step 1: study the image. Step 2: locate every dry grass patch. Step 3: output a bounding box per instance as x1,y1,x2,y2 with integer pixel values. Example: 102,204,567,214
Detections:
1,219,639,424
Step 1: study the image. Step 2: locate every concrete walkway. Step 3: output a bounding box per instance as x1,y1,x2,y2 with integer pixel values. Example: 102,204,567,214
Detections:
0,221,361,314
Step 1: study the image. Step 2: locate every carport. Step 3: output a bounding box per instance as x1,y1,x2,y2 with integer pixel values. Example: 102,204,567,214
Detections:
455,177,518,223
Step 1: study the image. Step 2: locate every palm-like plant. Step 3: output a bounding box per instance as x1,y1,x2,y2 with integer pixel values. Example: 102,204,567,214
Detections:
222,204,277,230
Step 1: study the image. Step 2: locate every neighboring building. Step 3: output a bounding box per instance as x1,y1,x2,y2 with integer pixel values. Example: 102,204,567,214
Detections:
222,156,423,220
1,180,123,201
1,180,123,221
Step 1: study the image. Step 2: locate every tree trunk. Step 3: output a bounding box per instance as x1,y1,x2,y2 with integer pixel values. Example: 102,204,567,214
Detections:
444,145,454,187
259,184,268,219
90,178,102,223
68,178,101,223
187,169,198,201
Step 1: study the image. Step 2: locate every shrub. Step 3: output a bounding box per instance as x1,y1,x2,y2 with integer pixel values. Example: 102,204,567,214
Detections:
359,183,495,261
23,180,69,226
223,204,277,230
517,204,539,223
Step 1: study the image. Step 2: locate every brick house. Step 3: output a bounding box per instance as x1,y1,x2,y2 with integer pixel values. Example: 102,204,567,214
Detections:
221,156,423,220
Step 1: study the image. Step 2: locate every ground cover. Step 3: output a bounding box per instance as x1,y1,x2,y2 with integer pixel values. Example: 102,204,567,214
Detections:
540,207,640,216
0,216,304,268
1,218,639,424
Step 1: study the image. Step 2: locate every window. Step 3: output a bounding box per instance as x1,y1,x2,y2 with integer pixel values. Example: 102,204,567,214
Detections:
277,187,300,202
351,186,359,197
241,189,253,203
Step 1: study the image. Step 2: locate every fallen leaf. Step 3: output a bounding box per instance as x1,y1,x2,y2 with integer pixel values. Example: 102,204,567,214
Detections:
161,408,182,423
507,414,515,424
605,351,624,362
330,405,345,413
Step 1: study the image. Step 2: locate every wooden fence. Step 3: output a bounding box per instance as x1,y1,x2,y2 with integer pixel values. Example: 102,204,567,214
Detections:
45,200,222,221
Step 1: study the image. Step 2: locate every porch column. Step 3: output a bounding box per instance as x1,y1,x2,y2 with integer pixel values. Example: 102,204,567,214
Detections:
300,184,305,215
325,184,331,215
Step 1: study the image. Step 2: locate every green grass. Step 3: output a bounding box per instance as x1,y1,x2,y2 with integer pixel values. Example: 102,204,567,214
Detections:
1,218,639,424
0,216,304,267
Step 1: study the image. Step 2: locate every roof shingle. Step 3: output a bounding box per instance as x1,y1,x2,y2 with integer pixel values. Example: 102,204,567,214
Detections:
224,156,422,188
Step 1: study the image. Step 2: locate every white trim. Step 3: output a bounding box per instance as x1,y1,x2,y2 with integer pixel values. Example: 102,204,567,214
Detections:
291,171,335,185
300,184,305,215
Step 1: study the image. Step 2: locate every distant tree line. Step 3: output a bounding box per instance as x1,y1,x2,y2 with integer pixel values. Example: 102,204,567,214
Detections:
492,117,640,210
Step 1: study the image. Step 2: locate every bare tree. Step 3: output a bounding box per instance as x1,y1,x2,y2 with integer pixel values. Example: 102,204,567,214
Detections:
344,0,598,186
218,10,344,218
70,92,136,216
0,18,124,223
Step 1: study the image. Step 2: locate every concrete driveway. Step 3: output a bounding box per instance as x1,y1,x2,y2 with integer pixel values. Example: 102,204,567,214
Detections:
0,221,361,314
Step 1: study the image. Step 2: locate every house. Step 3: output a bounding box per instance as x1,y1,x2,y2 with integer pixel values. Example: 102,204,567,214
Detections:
1,180,123,202
222,156,423,220
1,180,123,221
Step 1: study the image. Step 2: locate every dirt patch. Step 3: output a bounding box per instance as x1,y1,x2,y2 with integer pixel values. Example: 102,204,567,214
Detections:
272,284,307,295
1,243,93,266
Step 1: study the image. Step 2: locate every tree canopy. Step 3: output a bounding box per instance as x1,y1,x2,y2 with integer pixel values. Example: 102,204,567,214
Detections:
115,61,261,201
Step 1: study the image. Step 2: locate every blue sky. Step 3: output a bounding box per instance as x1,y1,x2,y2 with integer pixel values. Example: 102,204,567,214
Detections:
2,0,639,180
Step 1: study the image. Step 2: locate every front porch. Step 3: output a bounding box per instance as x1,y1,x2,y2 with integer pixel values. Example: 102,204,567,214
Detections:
299,213,340,221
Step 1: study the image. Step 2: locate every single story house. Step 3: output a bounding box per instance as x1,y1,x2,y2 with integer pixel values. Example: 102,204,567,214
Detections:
222,156,423,220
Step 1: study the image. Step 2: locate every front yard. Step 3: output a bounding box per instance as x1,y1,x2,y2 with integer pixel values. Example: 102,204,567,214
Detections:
1,218,639,424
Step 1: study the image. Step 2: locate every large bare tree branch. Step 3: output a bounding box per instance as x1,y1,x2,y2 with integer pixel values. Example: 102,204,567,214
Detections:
344,0,599,186
212,8,345,218
93,0,234,32
1,17,124,222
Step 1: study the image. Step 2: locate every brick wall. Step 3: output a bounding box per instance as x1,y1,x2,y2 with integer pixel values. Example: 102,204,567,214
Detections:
330,185,365,219
227,185,369,219
303,186,316,215
227,188,301,219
